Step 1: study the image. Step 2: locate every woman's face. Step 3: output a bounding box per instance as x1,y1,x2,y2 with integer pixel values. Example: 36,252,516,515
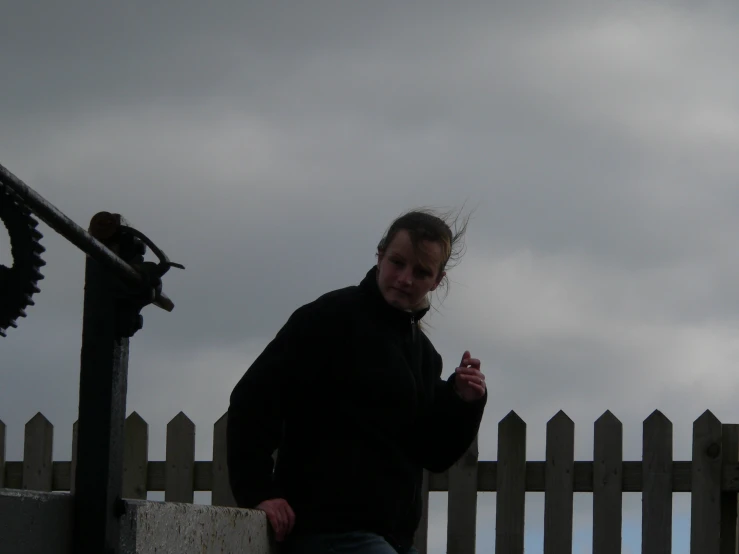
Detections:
376,229,446,311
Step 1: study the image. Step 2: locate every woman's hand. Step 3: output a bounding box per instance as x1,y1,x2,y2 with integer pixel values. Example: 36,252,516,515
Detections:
453,351,486,402
256,498,296,542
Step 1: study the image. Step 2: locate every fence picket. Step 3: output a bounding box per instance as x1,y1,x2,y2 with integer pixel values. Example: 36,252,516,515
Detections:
123,412,148,500
690,410,722,554
642,410,672,554
720,424,739,554
211,413,236,507
23,412,53,491
165,412,195,503
413,470,430,554
593,410,622,554
0,419,5,488
447,435,479,554
495,411,526,554
543,411,575,554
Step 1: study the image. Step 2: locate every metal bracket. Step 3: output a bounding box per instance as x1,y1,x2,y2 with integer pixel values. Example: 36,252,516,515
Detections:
88,212,185,337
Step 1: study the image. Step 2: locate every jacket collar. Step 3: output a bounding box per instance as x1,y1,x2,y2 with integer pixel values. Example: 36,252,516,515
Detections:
358,266,431,323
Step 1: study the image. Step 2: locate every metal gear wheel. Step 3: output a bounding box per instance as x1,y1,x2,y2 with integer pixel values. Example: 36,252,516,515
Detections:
0,184,46,337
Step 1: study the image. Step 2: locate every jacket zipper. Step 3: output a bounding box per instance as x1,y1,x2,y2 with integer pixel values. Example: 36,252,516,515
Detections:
410,315,416,343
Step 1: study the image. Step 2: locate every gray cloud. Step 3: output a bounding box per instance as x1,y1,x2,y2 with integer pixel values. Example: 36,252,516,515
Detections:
2,2,738,553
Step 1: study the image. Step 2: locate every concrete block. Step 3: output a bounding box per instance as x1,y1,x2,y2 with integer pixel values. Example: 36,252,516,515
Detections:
0,488,74,554
120,500,274,554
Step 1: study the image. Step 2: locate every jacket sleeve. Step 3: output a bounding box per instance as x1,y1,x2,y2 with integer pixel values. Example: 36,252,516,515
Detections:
416,352,487,473
226,303,320,508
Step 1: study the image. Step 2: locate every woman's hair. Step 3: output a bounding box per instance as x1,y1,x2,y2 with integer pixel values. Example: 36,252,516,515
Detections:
376,206,472,306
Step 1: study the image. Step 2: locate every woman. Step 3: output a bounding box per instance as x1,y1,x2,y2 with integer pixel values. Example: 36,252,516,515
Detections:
227,209,487,554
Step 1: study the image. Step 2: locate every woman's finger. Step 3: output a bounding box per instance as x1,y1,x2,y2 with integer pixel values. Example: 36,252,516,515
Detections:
456,367,485,379
276,505,290,541
267,510,284,541
458,374,486,389
285,502,296,534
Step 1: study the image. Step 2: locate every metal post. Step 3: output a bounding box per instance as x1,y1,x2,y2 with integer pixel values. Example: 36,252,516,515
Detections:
1,164,181,553
72,252,130,554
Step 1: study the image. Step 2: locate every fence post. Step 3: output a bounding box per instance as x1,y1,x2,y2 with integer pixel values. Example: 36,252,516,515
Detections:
495,411,526,554
447,435,479,554
642,410,673,554
165,412,195,503
543,411,575,554
691,411,722,554
592,411,623,554
23,412,54,491
72,226,132,554
212,413,236,507
123,412,149,500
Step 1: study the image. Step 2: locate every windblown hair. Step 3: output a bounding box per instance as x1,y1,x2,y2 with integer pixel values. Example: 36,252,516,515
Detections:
376,206,472,309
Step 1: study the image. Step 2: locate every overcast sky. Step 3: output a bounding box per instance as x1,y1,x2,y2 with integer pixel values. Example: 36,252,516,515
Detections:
2,2,739,552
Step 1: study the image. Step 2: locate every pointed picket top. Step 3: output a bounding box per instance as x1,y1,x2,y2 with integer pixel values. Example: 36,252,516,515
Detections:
545,410,575,450
215,412,228,428
694,409,721,428
548,409,574,426
594,411,623,456
644,409,672,428
692,409,722,460
643,410,673,456
499,410,526,428
595,410,622,427
126,411,148,431
547,410,575,444
545,410,575,467
25,412,54,442
168,411,194,429
497,410,527,455
26,411,52,428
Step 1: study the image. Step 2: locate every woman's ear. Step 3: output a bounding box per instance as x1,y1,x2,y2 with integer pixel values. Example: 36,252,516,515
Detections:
430,271,446,291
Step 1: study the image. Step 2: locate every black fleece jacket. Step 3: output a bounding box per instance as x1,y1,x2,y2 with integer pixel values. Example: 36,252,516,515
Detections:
227,266,486,549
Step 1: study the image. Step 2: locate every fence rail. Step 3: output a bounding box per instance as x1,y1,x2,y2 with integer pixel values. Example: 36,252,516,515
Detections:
2,409,738,554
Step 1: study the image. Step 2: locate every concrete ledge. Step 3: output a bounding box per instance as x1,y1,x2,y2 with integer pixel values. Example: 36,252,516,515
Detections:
0,489,272,554
0,488,74,554
120,500,275,554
